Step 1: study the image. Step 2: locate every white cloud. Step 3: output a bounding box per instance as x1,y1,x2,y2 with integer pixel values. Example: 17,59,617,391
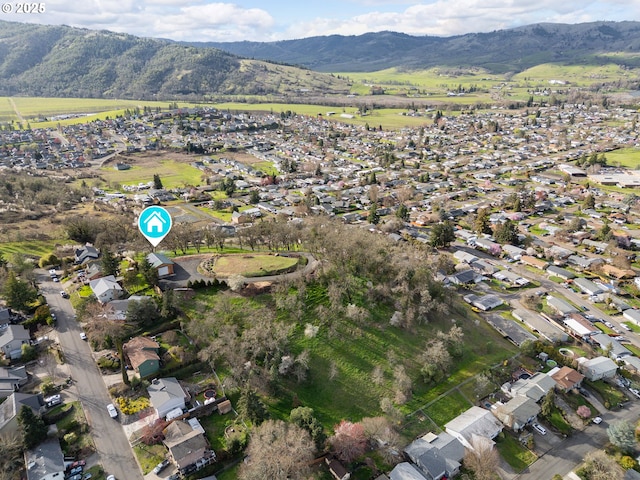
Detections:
0,0,636,42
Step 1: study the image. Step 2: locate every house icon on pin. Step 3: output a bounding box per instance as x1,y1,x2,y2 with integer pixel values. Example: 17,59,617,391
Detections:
143,211,167,234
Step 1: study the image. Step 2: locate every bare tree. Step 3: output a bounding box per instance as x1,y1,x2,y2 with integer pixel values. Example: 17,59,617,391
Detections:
393,365,412,404
463,436,500,480
420,338,452,383
0,433,23,480
238,420,315,480
577,451,624,480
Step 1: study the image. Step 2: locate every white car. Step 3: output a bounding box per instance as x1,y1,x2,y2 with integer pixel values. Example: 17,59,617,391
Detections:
621,324,631,331
593,416,603,424
532,423,547,435
106,403,118,419
79,332,87,341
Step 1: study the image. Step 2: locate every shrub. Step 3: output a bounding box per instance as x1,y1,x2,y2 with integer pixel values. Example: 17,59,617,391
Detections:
41,382,56,396
115,396,150,415
576,405,591,418
63,432,78,445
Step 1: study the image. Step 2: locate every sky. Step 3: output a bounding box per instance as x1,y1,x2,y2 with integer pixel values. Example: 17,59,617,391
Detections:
2,0,638,42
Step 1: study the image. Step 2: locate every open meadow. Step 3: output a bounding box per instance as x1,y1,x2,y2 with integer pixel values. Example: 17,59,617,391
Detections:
605,147,640,169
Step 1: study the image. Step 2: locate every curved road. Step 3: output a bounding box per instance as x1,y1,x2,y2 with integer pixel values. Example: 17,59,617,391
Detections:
40,271,143,480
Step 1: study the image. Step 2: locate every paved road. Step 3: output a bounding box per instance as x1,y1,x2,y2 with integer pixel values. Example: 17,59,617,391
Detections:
40,271,143,480
516,398,640,479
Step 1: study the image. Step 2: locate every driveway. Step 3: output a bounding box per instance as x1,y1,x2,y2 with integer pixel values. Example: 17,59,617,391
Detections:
39,270,143,480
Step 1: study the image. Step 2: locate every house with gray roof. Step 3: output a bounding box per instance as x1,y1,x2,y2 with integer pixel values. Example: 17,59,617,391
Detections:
389,462,429,480
0,392,43,437
573,277,604,296
590,333,631,360
546,265,575,281
148,377,189,418
492,396,540,432
546,296,577,315
507,373,556,402
444,406,503,450
623,309,640,326
146,252,175,278
0,325,31,359
25,438,65,480
404,432,463,480
89,275,123,304
0,365,28,398
579,356,618,381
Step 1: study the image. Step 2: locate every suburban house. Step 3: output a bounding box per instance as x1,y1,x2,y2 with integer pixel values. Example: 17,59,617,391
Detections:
590,333,631,360
163,420,209,471
573,277,604,296
622,309,640,326
25,437,65,480
89,275,123,304
463,293,503,311
105,295,146,321
123,337,161,378
448,269,480,286
0,308,12,326
0,392,43,437
404,432,464,480
492,396,540,432
147,377,189,418
549,366,584,392
520,255,548,270
0,325,31,359
579,356,618,381
444,406,503,450
546,296,578,315
506,372,556,402
0,365,28,398
326,458,351,480
146,252,175,278
74,245,100,264
545,265,575,281
389,462,431,480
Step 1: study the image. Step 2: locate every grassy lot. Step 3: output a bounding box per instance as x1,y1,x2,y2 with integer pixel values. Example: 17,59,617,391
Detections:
624,343,640,357
512,63,631,87
199,410,240,452
585,379,628,408
423,389,473,426
98,159,204,190
605,147,640,170
209,254,299,277
133,443,167,474
622,322,640,333
185,286,517,432
495,433,537,472
0,240,61,258
562,391,597,418
55,401,95,455
545,405,573,435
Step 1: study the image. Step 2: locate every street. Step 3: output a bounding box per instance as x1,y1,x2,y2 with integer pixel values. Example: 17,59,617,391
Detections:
40,271,143,480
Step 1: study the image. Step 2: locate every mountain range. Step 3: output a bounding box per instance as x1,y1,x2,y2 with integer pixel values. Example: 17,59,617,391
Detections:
0,20,639,99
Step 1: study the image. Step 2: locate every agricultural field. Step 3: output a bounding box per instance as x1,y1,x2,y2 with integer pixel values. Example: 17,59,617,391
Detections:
512,63,636,87
0,97,198,128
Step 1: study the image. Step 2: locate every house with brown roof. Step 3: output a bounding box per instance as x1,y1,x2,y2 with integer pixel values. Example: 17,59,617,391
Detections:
520,255,548,270
550,366,584,392
123,336,160,378
163,420,209,471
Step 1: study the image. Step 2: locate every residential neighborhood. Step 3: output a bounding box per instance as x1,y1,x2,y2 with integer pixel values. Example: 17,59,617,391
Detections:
2,95,640,480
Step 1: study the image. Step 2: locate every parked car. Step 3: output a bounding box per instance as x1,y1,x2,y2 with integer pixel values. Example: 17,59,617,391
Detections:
593,416,603,424
167,475,180,480
44,394,62,408
106,476,116,480
60,291,69,298
82,474,92,480
67,475,83,480
68,466,83,476
621,324,631,331
106,403,118,418
532,423,547,435
152,459,170,475
80,332,87,341
605,321,613,328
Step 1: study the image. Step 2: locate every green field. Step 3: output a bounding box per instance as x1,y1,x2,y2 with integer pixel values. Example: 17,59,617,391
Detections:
97,159,205,189
0,240,60,258
512,63,633,87
208,254,299,277
605,148,640,170
0,97,199,128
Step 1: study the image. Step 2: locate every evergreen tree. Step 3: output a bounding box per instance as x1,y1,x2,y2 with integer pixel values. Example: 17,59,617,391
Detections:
17,405,47,449
429,221,455,248
152,174,163,189
100,248,119,277
474,209,492,235
396,204,409,222
238,388,269,426
368,203,380,225
607,420,636,453
2,272,38,311
493,220,519,245
290,407,326,450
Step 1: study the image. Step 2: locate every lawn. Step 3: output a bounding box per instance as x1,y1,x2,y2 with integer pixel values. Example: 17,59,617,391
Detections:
98,159,204,190
605,147,640,170
495,433,537,472
0,240,61,258
423,389,473,426
208,253,299,277
133,444,167,474
585,379,628,408
545,405,572,435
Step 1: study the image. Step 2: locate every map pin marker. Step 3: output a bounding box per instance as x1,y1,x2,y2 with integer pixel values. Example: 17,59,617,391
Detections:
138,206,172,247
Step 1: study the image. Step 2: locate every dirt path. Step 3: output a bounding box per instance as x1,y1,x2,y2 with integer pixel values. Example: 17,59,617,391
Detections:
9,97,24,123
